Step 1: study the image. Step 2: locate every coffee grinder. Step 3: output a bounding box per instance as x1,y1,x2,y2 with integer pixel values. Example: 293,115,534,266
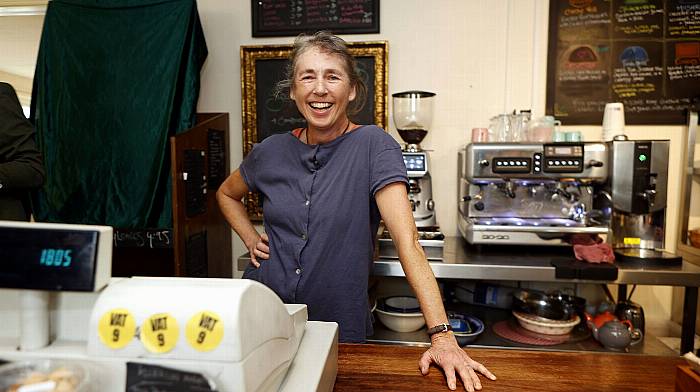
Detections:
609,136,681,264
377,91,444,260
392,90,437,227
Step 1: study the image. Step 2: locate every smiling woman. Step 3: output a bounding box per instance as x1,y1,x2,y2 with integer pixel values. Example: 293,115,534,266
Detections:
240,40,387,220
219,32,497,391
289,47,358,143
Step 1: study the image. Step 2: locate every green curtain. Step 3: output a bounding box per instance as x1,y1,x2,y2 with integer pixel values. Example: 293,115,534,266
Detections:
31,0,207,228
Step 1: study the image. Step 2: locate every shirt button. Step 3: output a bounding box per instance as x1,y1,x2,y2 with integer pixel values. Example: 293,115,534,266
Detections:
295,268,302,275
304,200,310,206
301,233,307,240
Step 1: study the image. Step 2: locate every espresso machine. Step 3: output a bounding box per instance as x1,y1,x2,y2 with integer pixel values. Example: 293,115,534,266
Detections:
377,91,444,260
458,142,610,245
608,137,681,264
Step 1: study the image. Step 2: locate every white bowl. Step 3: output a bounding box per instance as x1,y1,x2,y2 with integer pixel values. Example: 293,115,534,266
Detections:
513,311,580,335
375,308,426,332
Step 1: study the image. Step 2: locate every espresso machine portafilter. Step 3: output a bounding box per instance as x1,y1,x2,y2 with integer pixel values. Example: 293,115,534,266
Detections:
608,137,681,264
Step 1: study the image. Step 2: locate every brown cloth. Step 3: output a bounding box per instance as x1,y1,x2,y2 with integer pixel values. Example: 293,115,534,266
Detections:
569,234,615,264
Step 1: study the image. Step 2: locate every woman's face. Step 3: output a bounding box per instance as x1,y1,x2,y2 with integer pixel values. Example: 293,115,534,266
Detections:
290,47,356,133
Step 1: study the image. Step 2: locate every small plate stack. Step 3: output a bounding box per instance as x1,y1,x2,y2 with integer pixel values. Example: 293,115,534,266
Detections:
448,312,485,346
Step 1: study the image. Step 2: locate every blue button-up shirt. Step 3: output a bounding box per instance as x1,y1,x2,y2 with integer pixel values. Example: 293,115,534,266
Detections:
240,125,408,342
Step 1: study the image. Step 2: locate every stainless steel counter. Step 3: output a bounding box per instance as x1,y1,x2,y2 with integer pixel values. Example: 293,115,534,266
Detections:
374,236,700,286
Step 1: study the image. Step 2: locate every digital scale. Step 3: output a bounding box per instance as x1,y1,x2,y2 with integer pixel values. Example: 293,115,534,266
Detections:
0,221,112,291
0,221,338,391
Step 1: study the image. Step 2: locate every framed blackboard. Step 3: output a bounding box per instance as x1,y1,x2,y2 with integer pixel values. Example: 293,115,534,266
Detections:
251,0,379,37
240,41,388,220
546,0,700,125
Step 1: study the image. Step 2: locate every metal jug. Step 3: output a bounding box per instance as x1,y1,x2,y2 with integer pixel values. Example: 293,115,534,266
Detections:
615,300,645,336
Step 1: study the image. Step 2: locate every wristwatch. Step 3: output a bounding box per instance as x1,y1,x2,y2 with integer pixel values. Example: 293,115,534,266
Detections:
426,322,453,336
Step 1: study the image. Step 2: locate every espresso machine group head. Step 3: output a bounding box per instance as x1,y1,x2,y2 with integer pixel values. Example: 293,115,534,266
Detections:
608,137,681,264
392,91,437,227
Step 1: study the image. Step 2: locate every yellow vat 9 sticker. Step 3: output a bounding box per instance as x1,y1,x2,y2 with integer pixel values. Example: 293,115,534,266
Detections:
186,311,224,352
141,313,179,353
623,237,641,245
97,308,135,349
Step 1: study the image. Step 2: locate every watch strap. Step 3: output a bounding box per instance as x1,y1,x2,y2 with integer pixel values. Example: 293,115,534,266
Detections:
426,322,453,336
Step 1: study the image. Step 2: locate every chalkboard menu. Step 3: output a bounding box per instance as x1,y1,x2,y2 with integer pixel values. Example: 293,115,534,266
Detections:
252,0,379,37
546,0,700,125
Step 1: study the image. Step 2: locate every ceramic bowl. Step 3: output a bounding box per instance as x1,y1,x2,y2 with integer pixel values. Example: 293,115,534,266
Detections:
512,289,572,320
451,315,485,346
513,311,580,335
0,359,90,392
382,296,421,313
374,307,426,332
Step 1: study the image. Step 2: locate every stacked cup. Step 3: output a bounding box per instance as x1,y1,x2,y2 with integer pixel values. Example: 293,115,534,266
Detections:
602,103,625,141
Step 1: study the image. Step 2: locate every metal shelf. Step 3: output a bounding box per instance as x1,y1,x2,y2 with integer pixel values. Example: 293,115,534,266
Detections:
372,237,700,286
368,303,676,356
238,236,700,286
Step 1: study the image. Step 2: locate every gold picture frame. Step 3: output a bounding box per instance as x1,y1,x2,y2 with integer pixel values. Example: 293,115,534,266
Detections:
240,41,388,220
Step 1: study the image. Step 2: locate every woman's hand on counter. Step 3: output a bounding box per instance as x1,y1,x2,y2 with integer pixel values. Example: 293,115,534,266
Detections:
419,332,496,391
246,232,269,267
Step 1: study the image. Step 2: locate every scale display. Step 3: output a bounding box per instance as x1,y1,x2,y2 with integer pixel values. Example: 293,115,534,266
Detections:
0,227,99,291
403,153,426,173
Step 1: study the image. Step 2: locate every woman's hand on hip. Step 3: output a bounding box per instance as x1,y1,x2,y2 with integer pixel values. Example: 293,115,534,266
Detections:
247,232,270,267
419,333,496,391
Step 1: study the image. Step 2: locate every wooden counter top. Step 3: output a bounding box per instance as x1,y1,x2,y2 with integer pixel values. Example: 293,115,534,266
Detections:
334,344,685,391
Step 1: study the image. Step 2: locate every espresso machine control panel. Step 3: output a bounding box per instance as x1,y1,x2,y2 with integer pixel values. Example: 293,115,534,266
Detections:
490,145,586,175
463,142,607,182
542,144,584,173
492,157,532,174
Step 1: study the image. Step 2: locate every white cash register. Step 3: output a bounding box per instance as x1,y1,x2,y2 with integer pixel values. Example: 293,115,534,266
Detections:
0,221,338,391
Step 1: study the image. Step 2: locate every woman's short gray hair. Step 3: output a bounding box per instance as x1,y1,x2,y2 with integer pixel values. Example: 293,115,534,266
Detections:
274,31,367,117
